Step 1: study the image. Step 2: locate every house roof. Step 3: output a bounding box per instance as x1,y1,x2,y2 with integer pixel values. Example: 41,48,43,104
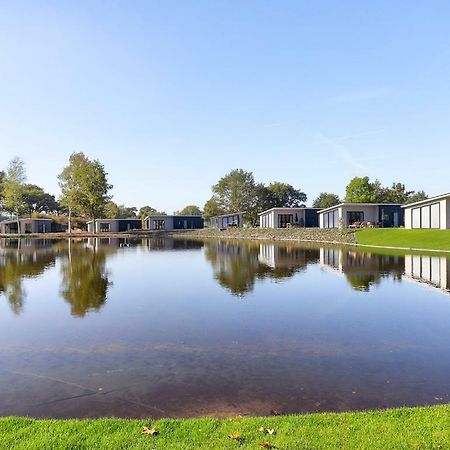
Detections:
0,218,52,225
143,215,203,221
401,193,450,209
86,218,141,224
211,212,243,219
318,203,402,214
258,207,322,216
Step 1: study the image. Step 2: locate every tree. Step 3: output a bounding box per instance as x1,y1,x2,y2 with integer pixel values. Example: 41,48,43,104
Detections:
176,205,202,216
212,169,260,225
406,190,428,204
266,182,307,207
345,177,428,205
22,184,59,216
117,205,137,218
0,170,5,204
313,192,341,208
202,197,223,221
344,176,378,203
3,157,27,232
138,205,166,220
104,201,120,219
58,152,112,232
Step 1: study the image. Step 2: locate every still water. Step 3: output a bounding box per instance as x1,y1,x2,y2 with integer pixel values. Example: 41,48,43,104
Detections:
0,237,450,418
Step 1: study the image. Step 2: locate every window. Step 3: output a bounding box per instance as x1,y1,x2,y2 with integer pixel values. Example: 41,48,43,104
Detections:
430,203,440,229
412,208,421,228
278,214,293,228
153,219,165,230
347,211,364,225
99,223,111,232
412,203,440,229
421,206,430,229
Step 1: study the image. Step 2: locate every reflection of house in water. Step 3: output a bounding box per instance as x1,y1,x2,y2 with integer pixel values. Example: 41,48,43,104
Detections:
86,237,141,250
258,244,319,270
144,238,204,251
204,241,320,296
404,254,450,293
320,247,404,291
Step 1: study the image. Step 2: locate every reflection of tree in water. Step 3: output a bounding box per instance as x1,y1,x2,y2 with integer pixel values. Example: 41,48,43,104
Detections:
60,240,112,317
343,251,404,291
204,240,319,296
321,248,405,292
0,239,57,314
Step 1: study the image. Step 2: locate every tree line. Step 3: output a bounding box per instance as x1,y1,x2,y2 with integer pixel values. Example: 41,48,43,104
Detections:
0,154,429,231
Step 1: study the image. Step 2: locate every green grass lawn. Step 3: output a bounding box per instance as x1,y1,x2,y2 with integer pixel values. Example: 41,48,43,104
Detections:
356,228,450,251
1,406,450,449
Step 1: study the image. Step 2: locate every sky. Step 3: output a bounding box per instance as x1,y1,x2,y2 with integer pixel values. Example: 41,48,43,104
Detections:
1,1,450,212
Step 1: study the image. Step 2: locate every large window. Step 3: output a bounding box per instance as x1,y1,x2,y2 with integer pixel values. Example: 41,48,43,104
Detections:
412,203,440,229
278,214,293,228
99,223,111,232
347,211,364,226
322,210,339,228
153,219,165,230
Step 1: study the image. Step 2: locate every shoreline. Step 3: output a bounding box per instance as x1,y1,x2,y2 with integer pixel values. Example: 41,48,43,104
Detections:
1,227,450,253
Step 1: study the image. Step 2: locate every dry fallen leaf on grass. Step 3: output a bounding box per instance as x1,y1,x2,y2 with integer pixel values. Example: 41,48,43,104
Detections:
228,432,241,440
259,427,276,435
143,426,159,435
259,442,271,449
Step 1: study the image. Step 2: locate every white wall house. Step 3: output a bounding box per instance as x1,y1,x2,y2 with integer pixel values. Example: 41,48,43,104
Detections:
402,193,450,229
259,207,321,228
318,203,403,228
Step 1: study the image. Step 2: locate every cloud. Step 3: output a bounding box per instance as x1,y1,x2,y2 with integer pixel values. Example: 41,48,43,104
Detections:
331,87,392,103
315,132,368,172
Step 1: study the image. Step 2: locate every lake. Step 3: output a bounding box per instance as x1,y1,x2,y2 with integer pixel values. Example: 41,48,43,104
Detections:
0,237,450,418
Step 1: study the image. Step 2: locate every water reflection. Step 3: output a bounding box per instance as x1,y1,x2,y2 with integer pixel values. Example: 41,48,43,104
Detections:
60,240,112,317
319,248,404,291
203,241,320,296
2,237,450,418
2,238,450,316
0,239,57,314
405,254,450,293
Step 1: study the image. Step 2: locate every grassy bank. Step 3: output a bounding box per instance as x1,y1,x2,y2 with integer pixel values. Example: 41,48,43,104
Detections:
356,229,450,251
1,406,449,449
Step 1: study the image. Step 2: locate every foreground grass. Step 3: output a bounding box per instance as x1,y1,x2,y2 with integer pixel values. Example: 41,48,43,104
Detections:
357,228,450,251
1,406,450,449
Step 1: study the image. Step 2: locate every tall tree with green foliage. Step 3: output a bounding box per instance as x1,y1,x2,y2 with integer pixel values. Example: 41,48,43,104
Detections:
202,197,223,221
212,169,262,225
176,205,202,216
405,190,428,204
313,192,341,208
344,176,378,203
213,169,256,212
22,184,59,216
58,152,112,232
0,170,5,205
266,182,307,207
3,157,27,232
138,206,166,220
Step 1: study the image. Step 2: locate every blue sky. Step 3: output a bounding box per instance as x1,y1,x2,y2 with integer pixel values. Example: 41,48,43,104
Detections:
1,1,450,212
